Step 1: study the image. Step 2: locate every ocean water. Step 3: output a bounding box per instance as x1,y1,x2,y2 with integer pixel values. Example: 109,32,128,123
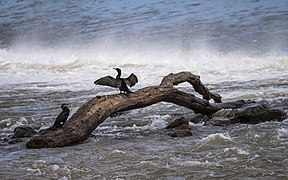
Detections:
0,0,288,179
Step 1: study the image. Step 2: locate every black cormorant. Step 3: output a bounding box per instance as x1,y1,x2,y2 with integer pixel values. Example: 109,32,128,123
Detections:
53,104,70,128
94,68,138,94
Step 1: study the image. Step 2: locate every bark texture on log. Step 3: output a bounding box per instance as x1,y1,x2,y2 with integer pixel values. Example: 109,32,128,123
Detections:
26,72,248,148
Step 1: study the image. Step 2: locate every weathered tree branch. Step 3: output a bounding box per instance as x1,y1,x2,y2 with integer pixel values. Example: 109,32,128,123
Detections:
26,72,251,148
160,72,222,103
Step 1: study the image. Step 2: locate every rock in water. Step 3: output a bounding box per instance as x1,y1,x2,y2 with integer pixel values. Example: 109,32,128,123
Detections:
13,126,37,138
231,104,286,124
179,124,191,130
210,103,287,126
166,117,189,129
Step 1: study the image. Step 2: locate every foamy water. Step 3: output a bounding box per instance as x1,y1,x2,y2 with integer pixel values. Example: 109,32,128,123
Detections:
1,45,287,89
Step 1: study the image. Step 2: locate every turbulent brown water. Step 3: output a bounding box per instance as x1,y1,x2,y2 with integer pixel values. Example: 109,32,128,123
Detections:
1,0,288,179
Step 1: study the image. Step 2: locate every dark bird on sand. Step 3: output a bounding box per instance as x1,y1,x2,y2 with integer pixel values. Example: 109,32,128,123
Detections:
53,104,70,128
94,68,138,94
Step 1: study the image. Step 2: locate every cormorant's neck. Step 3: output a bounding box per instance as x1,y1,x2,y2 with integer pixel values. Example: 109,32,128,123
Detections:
116,70,121,79
62,107,69,112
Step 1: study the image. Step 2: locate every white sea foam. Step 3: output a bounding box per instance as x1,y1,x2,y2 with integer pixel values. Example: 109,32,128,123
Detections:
26,167,42,176
198,133,233,147
189,121,205,126
94,114,170,137
110,149,126,154
48,164,60,171
142,115,170,130
138,161,157,167
177,160,203,166
176,160,221,167
1,44,287,90
1,117,29,131
223,147,249,155
275,128,288,140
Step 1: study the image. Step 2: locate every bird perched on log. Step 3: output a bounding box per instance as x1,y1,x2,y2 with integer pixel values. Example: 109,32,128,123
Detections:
52,104,70,128
94,68,138,94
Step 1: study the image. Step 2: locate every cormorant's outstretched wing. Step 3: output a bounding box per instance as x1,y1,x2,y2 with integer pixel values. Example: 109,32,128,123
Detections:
124,73,138,87
94,76,120,88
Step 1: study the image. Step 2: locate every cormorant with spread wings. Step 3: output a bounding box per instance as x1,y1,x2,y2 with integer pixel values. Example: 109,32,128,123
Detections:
94,68,138,94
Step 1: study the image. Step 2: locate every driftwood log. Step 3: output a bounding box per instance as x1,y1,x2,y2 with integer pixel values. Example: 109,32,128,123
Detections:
26,72,255,148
